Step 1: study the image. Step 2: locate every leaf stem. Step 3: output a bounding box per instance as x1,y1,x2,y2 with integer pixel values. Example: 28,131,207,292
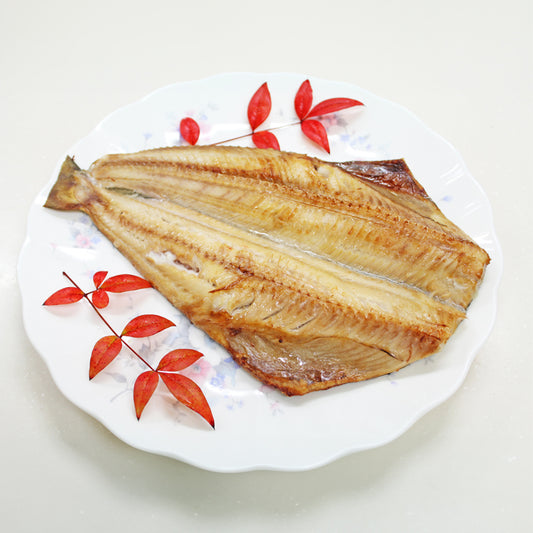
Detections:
62,272,156,372
209,120,301,146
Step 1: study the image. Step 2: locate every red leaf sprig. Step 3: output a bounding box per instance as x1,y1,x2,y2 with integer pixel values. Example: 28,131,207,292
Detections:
133,348,206,420
43,271,214,428
247,82,272,132
293,80,363,153
178,79,363,153
179,117,200,146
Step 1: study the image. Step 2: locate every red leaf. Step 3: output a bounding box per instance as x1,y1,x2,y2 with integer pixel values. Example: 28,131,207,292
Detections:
180,117,200,145
89,335,123,379
159,373,214,428
157,349,204,372
43,287,84,306
100,274,152,293
301,119,330,153
133,371,159,419
294,79,313,120
251,130,280,150
307,97,364,118
247,82,271,131
121,314,175,338
91,289,109,309
93,270,108,289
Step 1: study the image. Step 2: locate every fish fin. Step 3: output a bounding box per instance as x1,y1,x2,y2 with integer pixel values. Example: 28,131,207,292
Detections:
333,159,429,199
334,159,470,235
44,156,94,212
218,326,408,396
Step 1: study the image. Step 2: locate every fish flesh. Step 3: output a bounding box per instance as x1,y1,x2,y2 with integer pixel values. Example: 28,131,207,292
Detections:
44,146,490,395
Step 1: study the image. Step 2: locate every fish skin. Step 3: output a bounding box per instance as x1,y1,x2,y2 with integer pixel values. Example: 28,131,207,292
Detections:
44,147,489,395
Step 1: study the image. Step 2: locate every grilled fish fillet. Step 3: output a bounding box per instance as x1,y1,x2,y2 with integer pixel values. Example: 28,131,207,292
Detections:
44,146,490,395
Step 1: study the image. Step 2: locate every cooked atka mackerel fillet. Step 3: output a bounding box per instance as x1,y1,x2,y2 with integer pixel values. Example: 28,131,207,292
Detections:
44,146,490,395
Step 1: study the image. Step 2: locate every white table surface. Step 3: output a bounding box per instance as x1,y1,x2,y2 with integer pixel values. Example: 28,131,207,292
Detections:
2,0,531,531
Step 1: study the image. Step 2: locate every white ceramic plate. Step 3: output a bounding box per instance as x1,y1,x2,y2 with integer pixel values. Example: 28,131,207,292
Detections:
18,73,502,472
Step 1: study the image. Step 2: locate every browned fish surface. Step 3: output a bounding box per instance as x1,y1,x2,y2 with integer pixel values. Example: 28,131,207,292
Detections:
44,146,490,395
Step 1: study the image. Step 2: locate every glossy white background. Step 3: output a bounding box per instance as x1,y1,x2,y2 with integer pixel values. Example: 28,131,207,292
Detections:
2,0,531,531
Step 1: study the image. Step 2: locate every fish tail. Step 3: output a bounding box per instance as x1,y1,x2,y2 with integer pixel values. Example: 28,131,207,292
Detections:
44,156,94,212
